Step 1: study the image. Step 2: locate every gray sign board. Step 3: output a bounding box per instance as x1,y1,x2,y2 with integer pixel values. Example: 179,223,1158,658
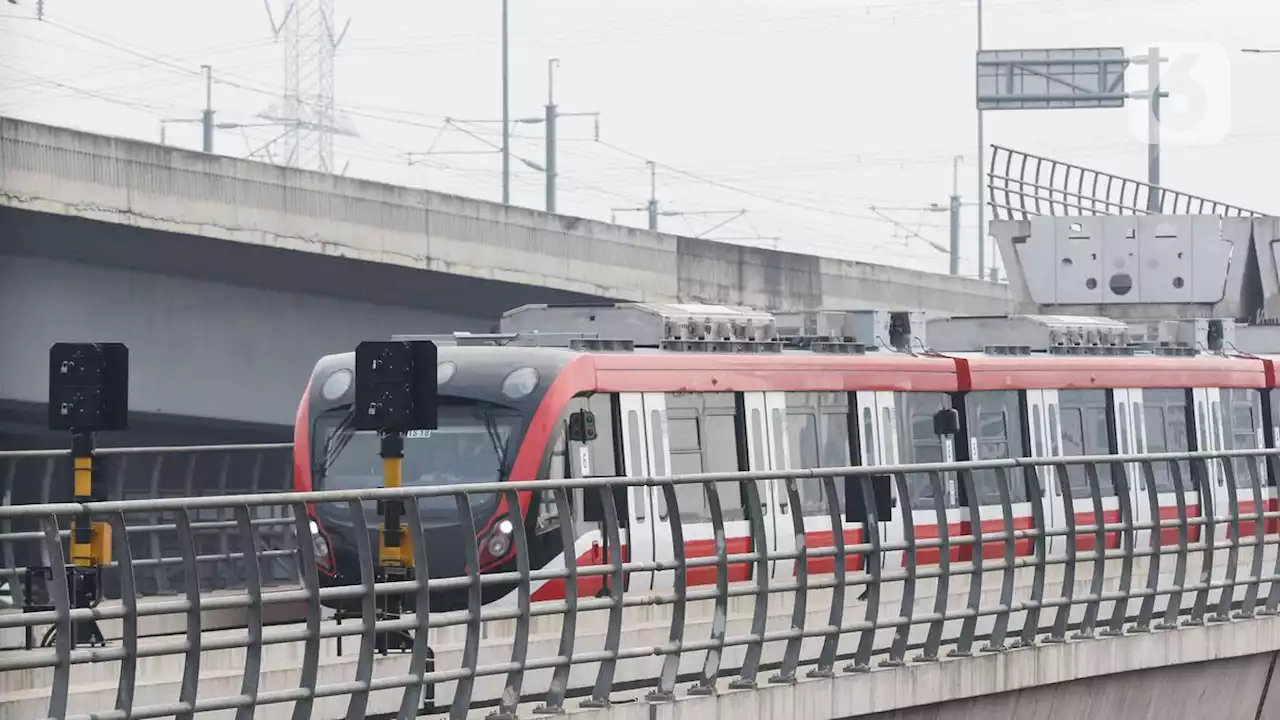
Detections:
977,47,1129,110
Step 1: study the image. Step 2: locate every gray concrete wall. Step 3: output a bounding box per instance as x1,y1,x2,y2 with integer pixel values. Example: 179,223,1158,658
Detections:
676,236,1015,313
0,253,484,427
861,652,1280,720
0,115,1013,316
558,614,1280,720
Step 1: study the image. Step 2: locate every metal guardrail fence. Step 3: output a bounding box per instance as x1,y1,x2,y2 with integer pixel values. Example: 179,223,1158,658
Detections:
987,145,1265,220
0,443,296,605
5,448,1280,720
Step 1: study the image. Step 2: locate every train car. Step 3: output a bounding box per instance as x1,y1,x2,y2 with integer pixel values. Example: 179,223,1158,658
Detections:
292,304,1280,611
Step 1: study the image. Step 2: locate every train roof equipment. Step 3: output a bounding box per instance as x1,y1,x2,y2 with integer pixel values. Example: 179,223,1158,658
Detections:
926,314,1240,356
389,300,1266,360
499,303,929,354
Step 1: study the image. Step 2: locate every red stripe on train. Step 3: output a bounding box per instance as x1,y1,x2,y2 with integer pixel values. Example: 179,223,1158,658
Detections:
1158,505,1202,546
1232,499,1280,538
912,523,965,565
687,537,754,585
798,528,865,575
1073,509,1123,552
530,542,630,602
956,516,1036,561
529,537,757,602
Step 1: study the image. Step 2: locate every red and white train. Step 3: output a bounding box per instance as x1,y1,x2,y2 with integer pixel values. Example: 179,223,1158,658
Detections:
292,304,1280,610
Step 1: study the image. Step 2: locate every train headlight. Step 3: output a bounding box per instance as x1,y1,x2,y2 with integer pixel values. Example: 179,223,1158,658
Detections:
485,519,514,558
309,520,330,559
437,360,458,386
320,368,353,401
501,367,539,400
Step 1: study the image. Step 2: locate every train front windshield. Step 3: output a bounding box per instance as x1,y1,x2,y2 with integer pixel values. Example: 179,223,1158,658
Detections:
313,400,523,525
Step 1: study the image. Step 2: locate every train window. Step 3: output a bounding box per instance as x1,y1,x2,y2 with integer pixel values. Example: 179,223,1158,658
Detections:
1267,390,1280,487
822,413,851,511
663,393,745,522
1224,389,1263,489
1142,389,1191,493
590,394,620,473
664,415,704,523
1031,405,1044,458
962,391,1029,505
1211,399,1222,445
1057,389,1115,499
1197,401,1207,451
896,392,957,510
627,410,645,522
704,391,737,412
1272,390,1280,448
785,392,850,516
862,407,876,466
788,411,821,468
882,407,896,462
705,413,743,518
1048,405,1061,455
786,410,821,513
650,411,669,477
669,417,700,455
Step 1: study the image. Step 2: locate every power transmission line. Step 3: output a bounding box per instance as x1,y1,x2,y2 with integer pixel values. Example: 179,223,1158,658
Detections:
11,19,967,258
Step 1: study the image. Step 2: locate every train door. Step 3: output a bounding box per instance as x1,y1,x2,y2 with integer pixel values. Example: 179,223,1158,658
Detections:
744,391,788,577
854,391,902,571
1115,389,1154,549
1266,389,1280,537
1056,390,1124,555
1268,390,1280,531
618,392,659,593
1219,389,1267,541
763,391,799,579
1024,389,1067,556
782,392,856,583
641,392,678,589
1193,387,1230,544
896,392,962,567
663,392,750,592
1141,389,1197,550
959,391,1035,564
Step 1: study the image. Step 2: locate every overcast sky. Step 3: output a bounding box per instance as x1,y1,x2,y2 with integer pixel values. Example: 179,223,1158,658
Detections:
1,0,1277,278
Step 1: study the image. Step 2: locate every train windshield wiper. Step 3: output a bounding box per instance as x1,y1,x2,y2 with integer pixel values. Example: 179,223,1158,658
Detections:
319,407,356,479
477,406,509,481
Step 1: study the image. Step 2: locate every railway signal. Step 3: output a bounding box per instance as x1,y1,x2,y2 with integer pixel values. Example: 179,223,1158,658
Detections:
47,341,129,649
353,340,438,652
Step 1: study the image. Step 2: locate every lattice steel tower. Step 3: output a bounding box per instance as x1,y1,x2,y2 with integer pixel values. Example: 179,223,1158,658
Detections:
261,0,355,173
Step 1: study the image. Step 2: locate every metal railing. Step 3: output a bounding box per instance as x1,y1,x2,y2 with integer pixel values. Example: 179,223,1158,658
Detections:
5,448,1280,720
0,443,296,605
987,145,1265,220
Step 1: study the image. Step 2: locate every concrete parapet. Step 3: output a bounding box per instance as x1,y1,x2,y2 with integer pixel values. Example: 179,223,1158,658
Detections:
0,116,1011,317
